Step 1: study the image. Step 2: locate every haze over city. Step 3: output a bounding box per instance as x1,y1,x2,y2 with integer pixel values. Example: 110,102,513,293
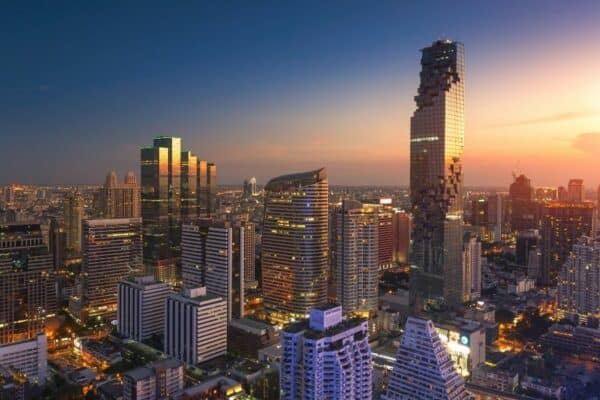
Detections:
2,1,600,186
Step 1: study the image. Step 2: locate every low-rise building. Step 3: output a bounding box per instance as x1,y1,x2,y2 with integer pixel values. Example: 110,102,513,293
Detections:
471,364,518,394
123,359,183,400
228,318,279,358
0,333,47,383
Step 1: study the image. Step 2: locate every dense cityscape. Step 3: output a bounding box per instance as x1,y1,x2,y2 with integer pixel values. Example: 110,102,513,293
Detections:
2,3,600,400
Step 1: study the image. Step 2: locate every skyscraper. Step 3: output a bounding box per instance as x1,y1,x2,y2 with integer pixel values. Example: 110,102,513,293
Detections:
509,174,537,232
463,233,482,301
99,171,141,218
164,287,227,364
81,218,143,321
557,236,600,322
141,137,216,282
392,210,411,264
385,317,470,400
410,40,465,309
540,201,594,286
336,200,379,317
64,191,83,255
262,168,329,324
117,276,172,342
0,224,55,344
280,305,372,400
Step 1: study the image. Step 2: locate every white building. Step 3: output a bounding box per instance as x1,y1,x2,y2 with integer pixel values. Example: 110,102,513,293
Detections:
463,233,482,301
164,287,227,365
558,236,600,321
123,358,183,400
385,317,470,400
117,276,172,342
181,223,206,289
0,333,47,383
280,305,372,400
336,200,380,317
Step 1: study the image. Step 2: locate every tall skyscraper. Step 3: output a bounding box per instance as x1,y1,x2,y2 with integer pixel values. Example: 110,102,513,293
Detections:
557,236,600,322
141,137,181,283
141,137,216,283
385,317,470,400
540,201,594,286
410,40,465,309
81,218,143,321
262,168,329,324
63,191,83,255
568,179,585,203
336,200,379,317
181,219,252,320
0,224,55,344
100,171,141,218
117,276,172,342
164,287,227,365
280,305,372,400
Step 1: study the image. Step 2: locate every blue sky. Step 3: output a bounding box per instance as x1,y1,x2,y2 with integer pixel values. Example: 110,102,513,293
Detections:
2,1,600,186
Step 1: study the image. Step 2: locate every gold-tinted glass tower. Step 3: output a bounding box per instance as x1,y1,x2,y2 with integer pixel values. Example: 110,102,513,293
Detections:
262,168,328,324
410,40,465,309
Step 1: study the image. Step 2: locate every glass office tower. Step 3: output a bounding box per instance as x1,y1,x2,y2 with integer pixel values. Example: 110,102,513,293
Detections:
410,40,465,309
262,168,329,324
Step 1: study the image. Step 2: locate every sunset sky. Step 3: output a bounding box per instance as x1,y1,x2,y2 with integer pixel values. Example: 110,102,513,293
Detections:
2,1,600,187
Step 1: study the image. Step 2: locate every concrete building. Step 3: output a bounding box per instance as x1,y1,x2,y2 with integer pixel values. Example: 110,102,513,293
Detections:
117,276,172,342
123,359,183,400
262,168,329,324
164,287,227,365
280,305,372,400
81,218,143,321
0,333,47,384
385,317,470,400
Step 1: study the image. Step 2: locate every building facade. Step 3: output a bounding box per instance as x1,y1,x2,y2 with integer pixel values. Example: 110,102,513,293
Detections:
123,359,184,400
63,191,83,255
385,317,470,400
262,168,329,324
409,40,466,309
0,333,47,384
117,276,172,342
280,305,372,400
164,287,227,365
82,218,143,321
100,171,141,219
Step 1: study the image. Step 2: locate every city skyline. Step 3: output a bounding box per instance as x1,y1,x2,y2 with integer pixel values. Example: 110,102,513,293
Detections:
3,2,600,186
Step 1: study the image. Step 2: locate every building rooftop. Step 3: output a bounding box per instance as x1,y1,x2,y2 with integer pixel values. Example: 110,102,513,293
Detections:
265,168,327,191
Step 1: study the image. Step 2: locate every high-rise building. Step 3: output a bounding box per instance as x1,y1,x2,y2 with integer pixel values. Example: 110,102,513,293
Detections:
540,202,594,286
181,219,253,320
117,276,172,342
392,210,411,264
568,179,584,203
81,218,143,321
164,287,227,364
470,196,488,227
488,193,509,241
509,174,537,232
63,191,83,255
463,233,482,301
262,168,329,324
377,205,394,269
123,359,184,400
557,236,600,321
100,171,141,219
49,217,66,269
336,200,379,317
0,333,47,384
243,176,258,197
516,229,542,280
141,136,181,283
280,305,372,400
0,224,55,344
410,40,465,309
385,317,470,400
141,137,216,283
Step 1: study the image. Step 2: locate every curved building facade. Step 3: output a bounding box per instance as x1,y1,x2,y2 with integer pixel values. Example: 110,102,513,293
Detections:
262,168,329,324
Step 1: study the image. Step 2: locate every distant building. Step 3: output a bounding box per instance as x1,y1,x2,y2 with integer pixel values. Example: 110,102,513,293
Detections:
280,305,372,400
117,276,172,342
540,201,594,286
567,178,584,203
557,236,600,321
509,174,536,232
0,333,47,384
82,218,143,321
64,191,83,254
262,168,329,324
336,200,379,317
392,210,411,264
100,171,141,218
123,359,183,400
385,317,470,400
243,176,258,197
463,233,482,301
164,287,227,365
